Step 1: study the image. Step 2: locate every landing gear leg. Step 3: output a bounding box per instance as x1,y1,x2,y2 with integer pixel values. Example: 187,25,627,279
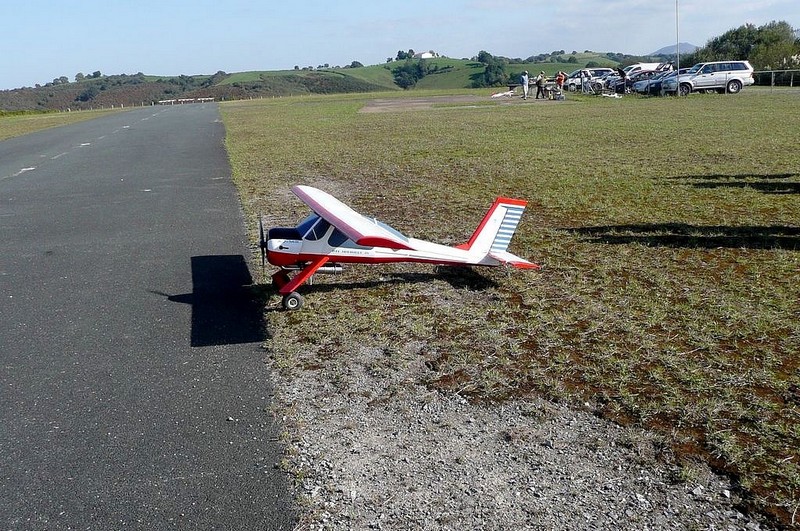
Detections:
272,270,291,290
274,257,329,311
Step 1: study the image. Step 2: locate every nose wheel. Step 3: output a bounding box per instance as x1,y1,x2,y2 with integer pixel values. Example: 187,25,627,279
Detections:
282,292,304,311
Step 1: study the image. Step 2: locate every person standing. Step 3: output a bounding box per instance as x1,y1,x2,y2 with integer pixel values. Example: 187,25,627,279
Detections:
581,69,592,93
555,71,567,91
535,71,546,99
520,71,529,99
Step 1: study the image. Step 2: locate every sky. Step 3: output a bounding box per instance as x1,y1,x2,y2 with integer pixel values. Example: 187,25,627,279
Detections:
1,0,797,90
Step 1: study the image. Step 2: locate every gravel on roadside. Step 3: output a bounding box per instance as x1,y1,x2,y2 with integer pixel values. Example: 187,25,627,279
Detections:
269,337,777,531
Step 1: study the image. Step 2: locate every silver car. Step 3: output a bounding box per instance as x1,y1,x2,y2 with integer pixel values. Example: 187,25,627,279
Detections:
663,60,754,95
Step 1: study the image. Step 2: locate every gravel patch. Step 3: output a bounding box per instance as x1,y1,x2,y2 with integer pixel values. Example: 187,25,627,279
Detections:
270,338,777,530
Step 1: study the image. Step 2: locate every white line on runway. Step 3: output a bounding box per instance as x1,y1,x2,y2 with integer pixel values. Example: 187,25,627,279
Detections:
12,167,36,177
51,153,69,160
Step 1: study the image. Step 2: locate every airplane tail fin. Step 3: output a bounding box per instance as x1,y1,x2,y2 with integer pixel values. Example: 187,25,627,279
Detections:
457,197,540,269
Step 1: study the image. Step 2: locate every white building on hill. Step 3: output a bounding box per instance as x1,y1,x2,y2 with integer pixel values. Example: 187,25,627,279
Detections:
413,50,439,59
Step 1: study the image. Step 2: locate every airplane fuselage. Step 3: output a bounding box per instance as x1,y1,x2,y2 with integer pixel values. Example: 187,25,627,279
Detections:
267,231,494,268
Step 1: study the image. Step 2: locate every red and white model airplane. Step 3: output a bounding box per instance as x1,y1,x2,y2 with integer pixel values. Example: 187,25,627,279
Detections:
260,185,539,310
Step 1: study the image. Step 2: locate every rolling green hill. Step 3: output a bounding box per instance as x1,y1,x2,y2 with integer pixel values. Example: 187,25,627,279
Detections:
0,53,624,111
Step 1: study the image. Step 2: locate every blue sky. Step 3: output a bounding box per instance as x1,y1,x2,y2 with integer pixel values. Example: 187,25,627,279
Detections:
1,0,797,90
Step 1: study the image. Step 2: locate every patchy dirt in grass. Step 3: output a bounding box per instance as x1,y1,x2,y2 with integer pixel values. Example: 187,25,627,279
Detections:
359,94,562,113
269,336,779,530
360,95,484,113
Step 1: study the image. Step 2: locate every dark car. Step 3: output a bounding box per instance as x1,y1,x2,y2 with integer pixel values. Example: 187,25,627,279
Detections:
632,68,690,95
609,70,660,94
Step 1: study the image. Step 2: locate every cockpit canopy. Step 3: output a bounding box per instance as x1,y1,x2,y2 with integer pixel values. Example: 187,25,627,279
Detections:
269,212,409,250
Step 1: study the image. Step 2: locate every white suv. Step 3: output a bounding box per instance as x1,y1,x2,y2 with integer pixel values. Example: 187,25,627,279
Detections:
663,60,754,95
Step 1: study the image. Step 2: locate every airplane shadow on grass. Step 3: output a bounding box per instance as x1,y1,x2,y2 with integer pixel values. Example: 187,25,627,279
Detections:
569,223,800,250
153,255,268,347
155,260,497,340
261,266,499,299
664,172,800,195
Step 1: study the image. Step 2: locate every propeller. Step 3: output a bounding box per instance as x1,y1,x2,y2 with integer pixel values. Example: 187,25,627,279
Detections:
258,215,267,271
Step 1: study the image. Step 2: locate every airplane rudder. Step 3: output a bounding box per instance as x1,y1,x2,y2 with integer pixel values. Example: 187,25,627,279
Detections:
489,201,527,253
460,197,527,252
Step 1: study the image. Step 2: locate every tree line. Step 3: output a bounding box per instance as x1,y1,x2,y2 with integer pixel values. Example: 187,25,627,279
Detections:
680,20,799,70
470,19,799,88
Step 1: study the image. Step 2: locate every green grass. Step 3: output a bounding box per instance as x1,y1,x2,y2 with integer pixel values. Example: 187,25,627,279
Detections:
223,89,799,526
216,67,399,91
0,108,128,141
322,65,399,90
215,71,272,85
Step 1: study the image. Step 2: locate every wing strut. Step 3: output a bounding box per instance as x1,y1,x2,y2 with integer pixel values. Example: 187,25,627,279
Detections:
278,257,330,295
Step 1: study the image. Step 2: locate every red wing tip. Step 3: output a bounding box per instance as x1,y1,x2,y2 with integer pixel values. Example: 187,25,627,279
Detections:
495,197,528,207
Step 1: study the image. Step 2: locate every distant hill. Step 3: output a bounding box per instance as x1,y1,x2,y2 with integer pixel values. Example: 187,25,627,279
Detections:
0,70,396,112
650,42,698,55
1,52,630,112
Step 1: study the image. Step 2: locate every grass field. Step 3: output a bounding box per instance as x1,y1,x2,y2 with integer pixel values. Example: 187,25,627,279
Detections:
222,88,799,526
0,108,126,142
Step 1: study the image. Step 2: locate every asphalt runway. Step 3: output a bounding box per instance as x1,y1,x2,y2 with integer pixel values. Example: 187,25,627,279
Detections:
0,105,296,529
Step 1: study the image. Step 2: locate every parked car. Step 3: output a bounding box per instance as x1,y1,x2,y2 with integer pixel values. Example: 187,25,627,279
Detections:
565,68,616,91
632,68,690,95
632,71,669,94
622,62,664,77
662,60,754,96
609,70,660,93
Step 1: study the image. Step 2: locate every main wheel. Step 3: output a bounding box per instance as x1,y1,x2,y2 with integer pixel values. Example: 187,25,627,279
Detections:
726,80,742,94
282,292,304,311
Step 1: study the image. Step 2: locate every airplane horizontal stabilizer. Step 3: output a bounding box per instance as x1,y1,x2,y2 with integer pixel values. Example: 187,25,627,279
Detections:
489,250,541,269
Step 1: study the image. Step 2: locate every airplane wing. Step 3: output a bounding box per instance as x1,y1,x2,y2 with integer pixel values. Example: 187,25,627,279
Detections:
292,185,415,250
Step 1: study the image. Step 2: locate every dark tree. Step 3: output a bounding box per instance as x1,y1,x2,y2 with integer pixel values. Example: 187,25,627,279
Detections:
472,51,509,87
685,20,799,69
477,50,494,64
392,58,429,89
76,85,99,102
